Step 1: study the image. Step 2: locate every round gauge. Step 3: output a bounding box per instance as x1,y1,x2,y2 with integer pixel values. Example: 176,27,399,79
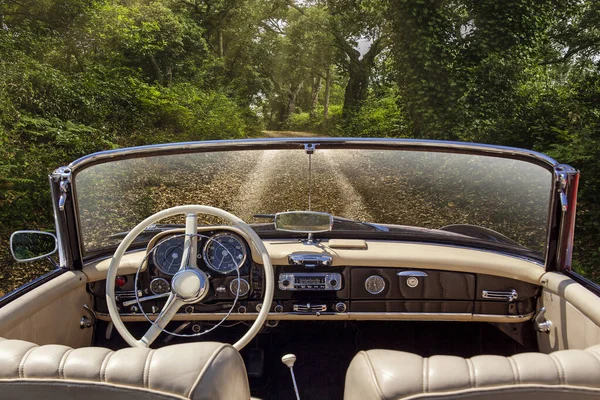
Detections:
152,236,185,275
365,275,386,294
203,233,247,274
230,278,250,297
150,277,170,294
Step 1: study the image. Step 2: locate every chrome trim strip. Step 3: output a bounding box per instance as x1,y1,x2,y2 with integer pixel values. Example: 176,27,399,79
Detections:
482,289,518,302
97,311,534,323
67,138,559,172
397,271,428,277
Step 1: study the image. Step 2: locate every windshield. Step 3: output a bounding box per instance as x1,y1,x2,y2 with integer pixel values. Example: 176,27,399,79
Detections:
75,147,553,258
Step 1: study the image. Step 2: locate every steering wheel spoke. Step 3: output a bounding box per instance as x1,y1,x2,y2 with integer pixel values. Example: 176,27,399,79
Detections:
180,213,198,271
138,293,183,347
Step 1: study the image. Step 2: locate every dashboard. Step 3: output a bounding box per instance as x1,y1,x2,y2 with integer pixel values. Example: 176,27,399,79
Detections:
89,227,540,323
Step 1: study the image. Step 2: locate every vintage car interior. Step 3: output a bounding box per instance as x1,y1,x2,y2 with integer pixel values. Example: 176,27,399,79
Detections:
1,138,599,399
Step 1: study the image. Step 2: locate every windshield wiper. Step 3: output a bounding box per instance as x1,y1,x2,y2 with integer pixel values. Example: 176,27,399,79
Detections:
252,214,389,232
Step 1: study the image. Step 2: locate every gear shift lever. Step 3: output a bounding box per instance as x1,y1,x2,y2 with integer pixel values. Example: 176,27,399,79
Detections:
281,354,300,400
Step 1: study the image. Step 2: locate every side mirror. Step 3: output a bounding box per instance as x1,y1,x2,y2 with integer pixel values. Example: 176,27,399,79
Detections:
274,211,333,233
10,230,58,262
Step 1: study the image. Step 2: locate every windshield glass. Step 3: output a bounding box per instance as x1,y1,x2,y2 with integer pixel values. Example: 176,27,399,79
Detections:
75,148,553,258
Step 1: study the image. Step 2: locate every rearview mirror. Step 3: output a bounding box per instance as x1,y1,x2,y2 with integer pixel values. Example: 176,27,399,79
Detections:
274,211,333,233
10,230,58,262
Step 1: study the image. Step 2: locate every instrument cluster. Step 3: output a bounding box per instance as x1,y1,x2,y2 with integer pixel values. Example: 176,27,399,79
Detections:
152,231,248,276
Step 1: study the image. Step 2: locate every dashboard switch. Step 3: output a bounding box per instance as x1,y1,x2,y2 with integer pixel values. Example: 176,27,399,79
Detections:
116,276,128,287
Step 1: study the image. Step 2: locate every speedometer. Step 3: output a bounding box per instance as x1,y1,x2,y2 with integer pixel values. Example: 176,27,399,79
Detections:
152,236,185,275
203,233,247,274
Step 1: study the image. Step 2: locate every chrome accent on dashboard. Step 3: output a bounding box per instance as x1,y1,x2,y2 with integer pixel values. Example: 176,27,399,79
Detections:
122,292,170,307
202,232,247,274
278,273,342,291
97,311,535,323
149,277,170,294
288,253,332,267
482,289,518,302
230,278,250,296
397,271,428,277
292,303,328,313
406,276,419,288
365,275,386,294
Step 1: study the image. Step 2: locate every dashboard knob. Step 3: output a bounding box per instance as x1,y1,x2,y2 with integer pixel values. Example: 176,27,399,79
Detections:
329,279,338,287
274,304,284,313
185,305,194,314
256,303,263,312
238,305,247,314
334,302,346,313
282,279,290,287
130,305,138,313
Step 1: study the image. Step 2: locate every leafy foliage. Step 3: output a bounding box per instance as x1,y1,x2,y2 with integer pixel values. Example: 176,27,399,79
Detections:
0,0,599,294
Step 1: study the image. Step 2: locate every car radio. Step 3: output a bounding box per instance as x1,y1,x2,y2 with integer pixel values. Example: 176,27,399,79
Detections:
278,273,342,291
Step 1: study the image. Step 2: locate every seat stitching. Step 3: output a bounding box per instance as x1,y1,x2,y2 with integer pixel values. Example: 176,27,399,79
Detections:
588,349,600,367
361,351,387,400
508,356,520,384
18,347,37,379
423,358,428,393
100,351,115,383
188,345,229,397
549,354,565,385
466,358,476,388
144,350,155,389
58,349,74,379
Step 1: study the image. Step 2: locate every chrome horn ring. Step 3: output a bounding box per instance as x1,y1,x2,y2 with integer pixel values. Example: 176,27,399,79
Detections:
106,205,275,350
132,233,242,338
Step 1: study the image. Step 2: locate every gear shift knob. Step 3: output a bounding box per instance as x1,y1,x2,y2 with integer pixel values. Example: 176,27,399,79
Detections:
281,354,300,400
281,354,297,368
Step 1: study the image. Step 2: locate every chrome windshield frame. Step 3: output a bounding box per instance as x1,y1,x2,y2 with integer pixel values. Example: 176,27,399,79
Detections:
67,137,559,172
57,138,563,268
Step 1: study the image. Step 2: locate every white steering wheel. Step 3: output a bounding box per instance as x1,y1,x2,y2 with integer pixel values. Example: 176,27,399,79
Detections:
106,205,274,350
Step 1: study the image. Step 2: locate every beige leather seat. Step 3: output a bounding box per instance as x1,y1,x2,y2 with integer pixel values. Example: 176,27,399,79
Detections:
345,345,600,400
0,338,250,399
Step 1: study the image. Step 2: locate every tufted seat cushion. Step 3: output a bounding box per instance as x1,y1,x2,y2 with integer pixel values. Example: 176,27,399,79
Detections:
344,345,600,400
0,338,250,400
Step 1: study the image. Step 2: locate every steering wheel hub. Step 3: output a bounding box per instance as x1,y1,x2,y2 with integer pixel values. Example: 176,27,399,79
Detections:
172,269,208,301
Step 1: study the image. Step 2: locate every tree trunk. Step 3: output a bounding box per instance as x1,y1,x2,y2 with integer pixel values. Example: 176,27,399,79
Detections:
336,36,385,122
309,76,322,118
323,66,331,121
287,81,303,117
149,54,162,84
165,64,173,86
218,30,224,57
342,60,370,121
